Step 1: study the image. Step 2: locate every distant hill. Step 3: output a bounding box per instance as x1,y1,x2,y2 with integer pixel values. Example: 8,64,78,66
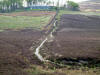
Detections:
89,0,100,2
79,0,100,12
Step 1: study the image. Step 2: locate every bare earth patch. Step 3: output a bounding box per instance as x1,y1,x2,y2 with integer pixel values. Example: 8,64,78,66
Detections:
42,14,100,61
0,11,56,75
0,11,56,17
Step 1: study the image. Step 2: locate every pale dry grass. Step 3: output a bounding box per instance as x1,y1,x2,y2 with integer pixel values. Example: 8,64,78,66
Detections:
25,65,100,75
57,68,100,75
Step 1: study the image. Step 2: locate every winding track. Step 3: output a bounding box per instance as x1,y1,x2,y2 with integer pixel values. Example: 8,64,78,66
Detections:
33,11,58,62
34,20,57,62
35,37,48,61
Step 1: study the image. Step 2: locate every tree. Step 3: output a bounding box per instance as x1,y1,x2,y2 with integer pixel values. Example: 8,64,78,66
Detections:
0,0,23,12
46,0,52,6
26,0,46,7
26,0,33,7
67,1,79,11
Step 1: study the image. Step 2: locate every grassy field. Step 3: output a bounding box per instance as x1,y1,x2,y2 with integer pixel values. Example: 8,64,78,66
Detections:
0,15,51,30
57,10,100,19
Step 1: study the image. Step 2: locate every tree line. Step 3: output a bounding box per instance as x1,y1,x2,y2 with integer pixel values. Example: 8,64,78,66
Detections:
0,0,23,12
0,0,51,12
0,0,78,12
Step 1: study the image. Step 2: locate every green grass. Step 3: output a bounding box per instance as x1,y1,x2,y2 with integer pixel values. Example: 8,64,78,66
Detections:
57,10,100,19
12,9,56,13
0,30,4,32
14,9,46,12
0,15,51,30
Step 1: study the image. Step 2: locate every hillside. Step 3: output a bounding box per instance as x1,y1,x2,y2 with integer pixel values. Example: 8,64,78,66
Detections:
79,0,100,12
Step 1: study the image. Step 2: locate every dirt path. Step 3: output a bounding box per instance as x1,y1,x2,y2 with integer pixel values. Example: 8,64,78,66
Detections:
34,20,57,62
35,37,48,61
0,11,56,17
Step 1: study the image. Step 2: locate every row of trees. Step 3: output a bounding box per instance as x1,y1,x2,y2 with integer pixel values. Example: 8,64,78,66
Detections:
26,0,56,7
26,0,44,7
0,0,79,12
0,0,23,12
0,0,52,12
